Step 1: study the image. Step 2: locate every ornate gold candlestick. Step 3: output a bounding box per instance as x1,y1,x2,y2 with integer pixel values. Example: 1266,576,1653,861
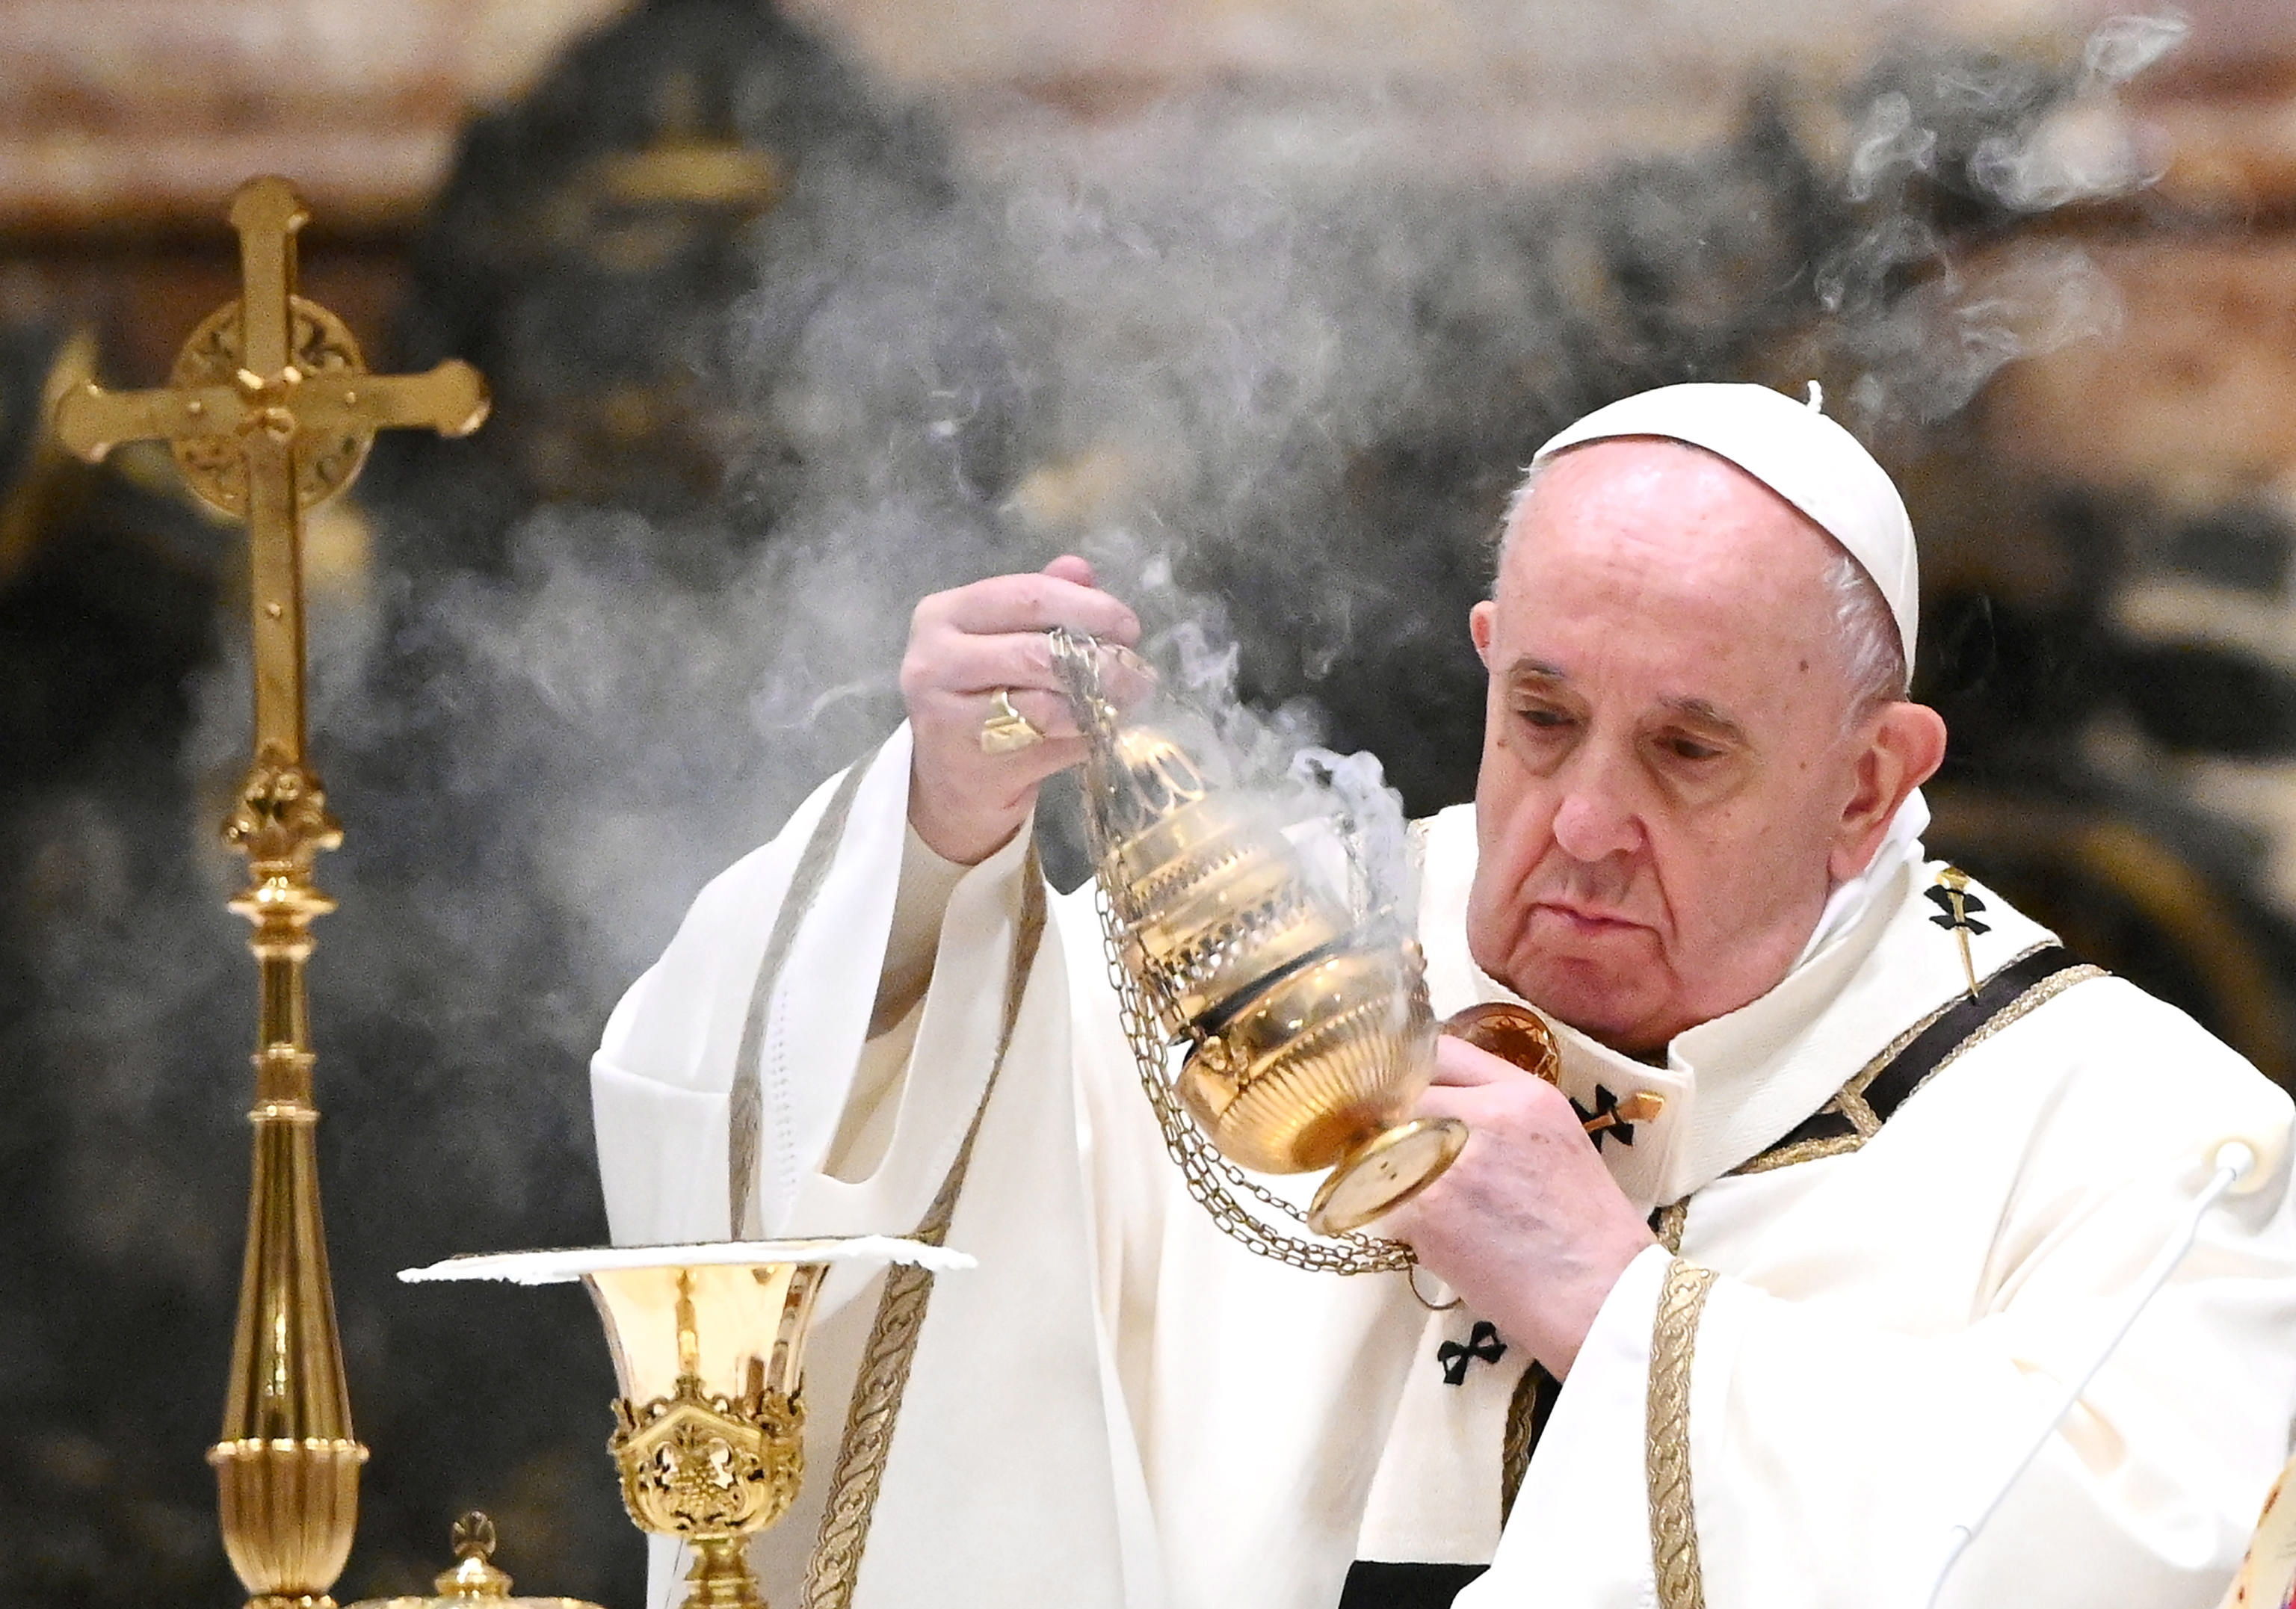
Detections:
1049,631,1515,1261
51,176,489,1609
401,1238,971,1609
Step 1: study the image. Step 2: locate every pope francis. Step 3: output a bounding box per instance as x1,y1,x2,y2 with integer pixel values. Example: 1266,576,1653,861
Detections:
590,383,2296,1609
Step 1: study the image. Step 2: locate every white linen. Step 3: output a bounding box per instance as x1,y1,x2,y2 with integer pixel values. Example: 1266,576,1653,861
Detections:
396,1236,972,1286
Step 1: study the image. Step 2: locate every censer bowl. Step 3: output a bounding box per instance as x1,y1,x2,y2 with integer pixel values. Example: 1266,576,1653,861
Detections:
1179,945,1433,1169
1179,943,1463,1233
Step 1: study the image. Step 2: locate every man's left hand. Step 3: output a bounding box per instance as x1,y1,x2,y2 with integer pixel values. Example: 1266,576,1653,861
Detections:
1386,1035,1657,1377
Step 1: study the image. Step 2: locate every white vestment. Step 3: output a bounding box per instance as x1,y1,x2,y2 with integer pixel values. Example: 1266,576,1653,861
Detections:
593,725,2296,1609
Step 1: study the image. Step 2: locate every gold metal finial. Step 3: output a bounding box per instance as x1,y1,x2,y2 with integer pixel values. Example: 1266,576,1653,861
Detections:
50,176,490,1609
451,1511,496,1560
344,1511,607,1609
436,1513,513,1599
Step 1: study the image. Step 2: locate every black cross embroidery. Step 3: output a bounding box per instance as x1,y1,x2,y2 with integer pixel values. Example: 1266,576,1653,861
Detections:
1926,868,1988,995
1436,1321,1507,1386
1925,877,1990,936
1570,1084,1640,1148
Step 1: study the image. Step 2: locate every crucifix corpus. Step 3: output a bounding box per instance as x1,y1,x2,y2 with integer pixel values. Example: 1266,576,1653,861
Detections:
53,175,489,1609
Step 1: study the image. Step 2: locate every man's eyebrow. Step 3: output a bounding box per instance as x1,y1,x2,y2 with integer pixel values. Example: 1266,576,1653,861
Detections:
1502,660,1750,743
1658,695,1749,744
1502,657,1569,685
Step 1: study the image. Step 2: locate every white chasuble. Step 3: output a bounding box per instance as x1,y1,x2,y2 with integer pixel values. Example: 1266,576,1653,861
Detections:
595,726,2296,1609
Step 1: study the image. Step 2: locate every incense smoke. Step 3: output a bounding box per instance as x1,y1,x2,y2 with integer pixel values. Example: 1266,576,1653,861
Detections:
1,7,2187,1604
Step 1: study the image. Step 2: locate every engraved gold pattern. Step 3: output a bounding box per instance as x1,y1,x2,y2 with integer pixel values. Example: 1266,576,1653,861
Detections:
588,1259,830,1609
1647,1259,1718,1609
611,1378,805,1544
978,689,1046,754
800,857,1048,1609
167,295,372,516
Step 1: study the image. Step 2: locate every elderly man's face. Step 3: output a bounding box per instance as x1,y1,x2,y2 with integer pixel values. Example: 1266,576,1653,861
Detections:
1466,438,1932,1053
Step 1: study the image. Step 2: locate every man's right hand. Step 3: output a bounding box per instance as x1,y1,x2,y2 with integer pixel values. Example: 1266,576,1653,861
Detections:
901,555,1143,865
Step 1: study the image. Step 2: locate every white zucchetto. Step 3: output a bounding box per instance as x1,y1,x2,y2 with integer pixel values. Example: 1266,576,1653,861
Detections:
1531,381,1920,673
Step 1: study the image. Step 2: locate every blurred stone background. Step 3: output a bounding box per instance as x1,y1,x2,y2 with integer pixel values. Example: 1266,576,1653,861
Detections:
4,1,2296,1605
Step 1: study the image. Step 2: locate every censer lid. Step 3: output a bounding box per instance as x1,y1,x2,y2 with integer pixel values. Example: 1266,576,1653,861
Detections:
1089,723,1212,846
345,1512,606,1609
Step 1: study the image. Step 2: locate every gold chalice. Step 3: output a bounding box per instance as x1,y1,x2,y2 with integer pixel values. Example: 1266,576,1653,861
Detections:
401,1238,969,1609
1049,630,1529,1250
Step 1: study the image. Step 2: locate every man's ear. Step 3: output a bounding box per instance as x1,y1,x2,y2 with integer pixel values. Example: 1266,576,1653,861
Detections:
1830,702,1948,882
1470,599,1496,668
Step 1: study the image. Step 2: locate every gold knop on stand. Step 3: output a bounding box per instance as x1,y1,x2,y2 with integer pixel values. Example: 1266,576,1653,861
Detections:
345,1512,605,1609
1048,628,1549,1267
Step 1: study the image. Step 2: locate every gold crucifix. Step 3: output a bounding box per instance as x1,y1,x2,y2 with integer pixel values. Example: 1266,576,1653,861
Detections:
52,176,488,1609
56,174,487,763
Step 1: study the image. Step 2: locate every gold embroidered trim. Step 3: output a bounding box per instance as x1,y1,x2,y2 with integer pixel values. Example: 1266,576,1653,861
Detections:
1936,964,2103,1077
1732,941,2081,1179
801,853,1047,1609
1652,1199,1689,1255
1617,948,2101,1608
728,756,875,1236
1729,1130,1863,1175
1499,1362,1539,1522
1647,1258,1717,1609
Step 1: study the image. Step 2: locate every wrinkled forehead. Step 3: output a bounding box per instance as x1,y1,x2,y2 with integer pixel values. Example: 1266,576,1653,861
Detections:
1487,441,1864,711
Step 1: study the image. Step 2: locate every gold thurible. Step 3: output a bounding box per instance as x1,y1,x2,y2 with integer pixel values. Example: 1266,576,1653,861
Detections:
1049,629,1490,1250
52,176,488,1609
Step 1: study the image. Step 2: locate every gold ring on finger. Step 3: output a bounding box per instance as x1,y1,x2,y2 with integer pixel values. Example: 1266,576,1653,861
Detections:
979,688,1046,755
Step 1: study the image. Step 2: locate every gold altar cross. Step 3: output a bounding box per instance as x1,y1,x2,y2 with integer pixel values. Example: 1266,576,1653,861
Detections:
54,174,487,766
49,176,489,1609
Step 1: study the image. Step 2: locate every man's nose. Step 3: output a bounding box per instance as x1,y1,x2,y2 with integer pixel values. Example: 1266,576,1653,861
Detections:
1549,766,1644,863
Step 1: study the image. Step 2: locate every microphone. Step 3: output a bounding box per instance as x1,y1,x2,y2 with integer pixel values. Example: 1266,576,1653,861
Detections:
1920,1137,2271,1609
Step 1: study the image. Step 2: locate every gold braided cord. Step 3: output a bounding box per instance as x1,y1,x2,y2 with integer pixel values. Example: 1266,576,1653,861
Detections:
801,856,1049,1609
802,1256,934,1607
1499,1362,1540,1522
1730,945,2102,1180
1652,1199,1689,1256
729,758,875,1237
1647,1259,1717,1609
